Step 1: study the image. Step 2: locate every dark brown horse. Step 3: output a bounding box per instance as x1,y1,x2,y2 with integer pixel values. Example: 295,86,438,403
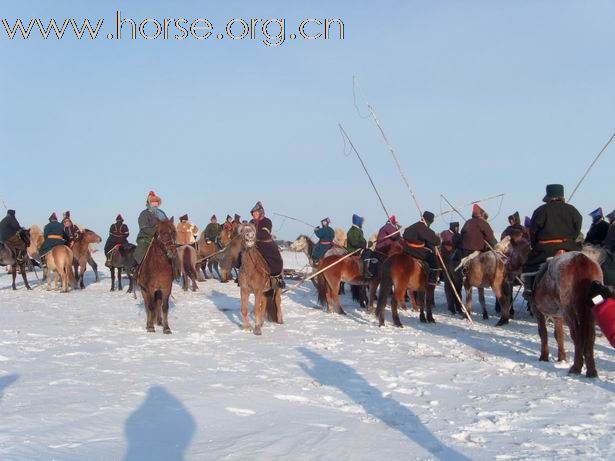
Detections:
177,244,199,291
237,223,283,335
108,244,136,292
218,234,243,283
71,229,102,289
530,249,603,377
375,252,434,327
137,218,177,334
0,229,33,290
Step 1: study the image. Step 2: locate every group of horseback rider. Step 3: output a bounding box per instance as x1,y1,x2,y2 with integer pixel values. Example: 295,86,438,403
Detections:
307,183,614,301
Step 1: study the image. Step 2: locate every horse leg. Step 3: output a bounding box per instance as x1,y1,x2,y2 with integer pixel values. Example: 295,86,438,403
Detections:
275,288,283,324
367,281,377,314
118,268,123,291
11,265,17,290
333,283,346,316
426,286,436,323
479,288,488,320
535,309,550,362
583,309,597,378
110,267,116,291
464,282,473,316
182,273,188,291
191,272,198,292
254,292,264,336
568,317,584,375
162,293,171,334
554,318,566,362
142,291,155,332
240,287,252,331
418,291,427,323
88,254,99,282
392,294,403,328
20,263,31,290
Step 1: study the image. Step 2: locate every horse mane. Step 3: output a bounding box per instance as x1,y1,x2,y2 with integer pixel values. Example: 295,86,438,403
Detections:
582,244,608,265
333,228,346,247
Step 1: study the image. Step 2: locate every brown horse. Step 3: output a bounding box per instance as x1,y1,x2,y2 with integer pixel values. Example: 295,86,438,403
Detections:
237,223,283,335
137,218,177,334
0,229,32,290
530,249,603,377
218,234,243,283
196,234,221,279
177,245,199,291
46,245,76,292
375,252,434,327
71,229,102,289
219,227,233,247
108,244,136,292
458,236,530,326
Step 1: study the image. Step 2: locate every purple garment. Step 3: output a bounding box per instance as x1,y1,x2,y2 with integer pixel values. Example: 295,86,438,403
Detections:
375,222,399,252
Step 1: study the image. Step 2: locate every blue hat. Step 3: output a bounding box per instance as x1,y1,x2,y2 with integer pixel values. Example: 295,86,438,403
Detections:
352,214,364,228
589,207,603,221
524,216,531,228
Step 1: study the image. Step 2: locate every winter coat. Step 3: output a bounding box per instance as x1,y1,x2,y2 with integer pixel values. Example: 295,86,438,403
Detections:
523,200,582,272
604,224,615,253
346,225,367,253
501,223,525,240
375,222,400,253
312,226,335,261
585,220,610,246
0,212,21,242
402,221,441,260
134,206,168,264
104,222,130,254
223,222,233,232
459,217,496,252
39,221,68,256
63,222,81,245
251,217,283,275
176,222,199,245
204,223,222,242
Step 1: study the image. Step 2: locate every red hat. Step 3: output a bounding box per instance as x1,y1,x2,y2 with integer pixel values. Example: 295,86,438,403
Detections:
49,212,57,221
389,215,397,225
116,214,123,221
472,204,485,217
147,190,162,205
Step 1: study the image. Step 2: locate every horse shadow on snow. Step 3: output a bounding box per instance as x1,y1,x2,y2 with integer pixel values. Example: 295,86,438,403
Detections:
0,373,19,403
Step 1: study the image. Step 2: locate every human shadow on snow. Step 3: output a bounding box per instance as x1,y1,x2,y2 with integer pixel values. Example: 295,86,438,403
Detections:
297,347,471,461
209,289,244,327
123,385,196,461
0,373,19,403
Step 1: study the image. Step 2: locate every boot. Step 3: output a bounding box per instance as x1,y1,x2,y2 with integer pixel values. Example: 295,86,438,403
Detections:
428,269,440,286
522,274,535,300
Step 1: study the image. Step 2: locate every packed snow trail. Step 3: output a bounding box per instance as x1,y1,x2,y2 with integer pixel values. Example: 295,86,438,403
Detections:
0,252,614,460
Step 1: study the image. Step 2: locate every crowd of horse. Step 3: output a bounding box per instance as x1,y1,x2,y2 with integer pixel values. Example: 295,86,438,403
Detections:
0,219,611,378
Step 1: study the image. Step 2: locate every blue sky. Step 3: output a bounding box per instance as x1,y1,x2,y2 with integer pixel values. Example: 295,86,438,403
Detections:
1,1,614,240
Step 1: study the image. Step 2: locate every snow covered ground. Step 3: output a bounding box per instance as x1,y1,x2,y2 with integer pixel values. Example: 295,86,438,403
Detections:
1,251,614,460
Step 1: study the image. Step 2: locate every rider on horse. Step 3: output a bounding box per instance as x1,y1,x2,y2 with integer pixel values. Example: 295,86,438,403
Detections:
249,201,285,288
204,215,222,247
38,213,68,264
134,191,168,265
522,184,582,297
440,221,460,246
62,211,81,247
456,204,497,261
402,211,442,285
312,217,335,264
0,210,27,264
222,215,234,232
585,207,609,246
603,210,615,252
375,215,401,255
501,212,525,240
176,214,199,246
104,214,131,267
347,214,377,278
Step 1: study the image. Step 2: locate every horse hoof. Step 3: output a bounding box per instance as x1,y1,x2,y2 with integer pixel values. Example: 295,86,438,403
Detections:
586,369,598,379
378,322,385,327
338,310,347,316
510,308,515,319
163,328,172,335
483,313,489,320
419,314,427,323
147,327,155,333
427,317,436,324
110,288,115,292
26,286,32,291
495,318,509,327
254,327,262,336
394,322,403,328
568,366,582,375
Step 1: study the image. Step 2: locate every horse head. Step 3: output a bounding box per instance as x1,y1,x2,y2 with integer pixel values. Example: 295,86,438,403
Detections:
504,230,531,280
238,223,257,249
155,217,178,260
81,229,102,245
19,228,31,248
290,234,310,252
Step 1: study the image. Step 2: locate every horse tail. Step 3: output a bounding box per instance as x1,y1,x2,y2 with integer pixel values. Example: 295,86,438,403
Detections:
64,251,76,287
376,259,393,317
316,273,328,307
265,289,280,323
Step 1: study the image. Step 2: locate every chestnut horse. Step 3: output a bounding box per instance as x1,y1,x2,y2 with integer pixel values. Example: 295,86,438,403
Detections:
0,229,32,290
46,245,76,292
196,234,221,279
530,249,603,378
177,244,199,291
71,229,102,289
108,244,136,292
237,223,283,335
137,218,177,334
219,227,233,247
375,252,434,327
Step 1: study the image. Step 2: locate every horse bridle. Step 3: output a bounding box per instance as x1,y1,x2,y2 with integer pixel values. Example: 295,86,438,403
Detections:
155,229,177,260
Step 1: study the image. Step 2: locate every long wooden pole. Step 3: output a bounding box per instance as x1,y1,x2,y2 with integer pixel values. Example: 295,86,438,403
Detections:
568,130,615,202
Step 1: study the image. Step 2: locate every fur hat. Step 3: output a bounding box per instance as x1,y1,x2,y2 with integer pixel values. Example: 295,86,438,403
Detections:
524,216,531,228
226,214,232,221
388,215,397,225
180,214,188,222
7,209,15,216
321,217,331,226
472,204,486,218
49,212,57,222
508,211,520,225
234,214,241,221
147,190,161,205
352,214,364,228
422,211,435,225
210,214,217,221
251,201,264,214
449,221,460,231
589,207,604,222
543,184,564,203
116,214,123,221
606,210,615,223
63,211,71,219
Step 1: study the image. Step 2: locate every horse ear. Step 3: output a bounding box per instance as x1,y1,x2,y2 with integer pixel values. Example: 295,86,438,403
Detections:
169,216,174,224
